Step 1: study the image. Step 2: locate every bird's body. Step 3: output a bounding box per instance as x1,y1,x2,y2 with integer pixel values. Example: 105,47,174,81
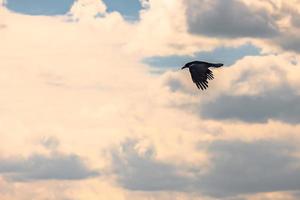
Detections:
181,61,223,90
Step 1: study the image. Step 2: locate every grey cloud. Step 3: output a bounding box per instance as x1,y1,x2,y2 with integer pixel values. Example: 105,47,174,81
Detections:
292,191,300,199
166,77,185,93
40,136,60,150
186,0,278,38
276,33,300,53
186,0,300,53
0,153,99,181
291,13,300,28
269,4,300,53
111,139,300,198
273,9,300,53
200,87,300,124
111,139,191,191
197,140,300,197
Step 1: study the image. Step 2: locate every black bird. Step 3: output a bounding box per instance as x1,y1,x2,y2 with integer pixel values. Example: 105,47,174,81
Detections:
181,61,223,90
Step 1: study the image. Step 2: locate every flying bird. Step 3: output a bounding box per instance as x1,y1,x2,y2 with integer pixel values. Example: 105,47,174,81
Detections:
181,61,223,90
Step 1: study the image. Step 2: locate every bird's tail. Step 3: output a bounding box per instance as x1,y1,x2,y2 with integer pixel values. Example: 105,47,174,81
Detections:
211,63,223,68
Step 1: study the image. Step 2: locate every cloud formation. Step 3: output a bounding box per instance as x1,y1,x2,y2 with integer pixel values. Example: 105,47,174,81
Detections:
110,139,191,191
111,139,300,198
0,153,99,181
197,139,300,197
276,33,300,53
200,86,300,124
40,136,60,150
1,0,300,199
187,0,278,38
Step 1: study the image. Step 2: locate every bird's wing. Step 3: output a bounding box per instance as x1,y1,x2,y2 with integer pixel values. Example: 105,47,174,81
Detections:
189,67,214,90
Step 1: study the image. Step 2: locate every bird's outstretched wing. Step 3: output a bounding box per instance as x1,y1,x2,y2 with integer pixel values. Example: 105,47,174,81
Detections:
189,67,214,90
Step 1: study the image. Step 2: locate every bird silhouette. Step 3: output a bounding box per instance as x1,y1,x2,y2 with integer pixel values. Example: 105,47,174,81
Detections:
181,61,223,90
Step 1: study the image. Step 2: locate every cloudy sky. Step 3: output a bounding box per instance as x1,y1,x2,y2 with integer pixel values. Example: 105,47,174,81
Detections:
1,0,300,199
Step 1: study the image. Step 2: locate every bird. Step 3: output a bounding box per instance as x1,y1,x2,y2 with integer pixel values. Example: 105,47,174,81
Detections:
181,61,223,90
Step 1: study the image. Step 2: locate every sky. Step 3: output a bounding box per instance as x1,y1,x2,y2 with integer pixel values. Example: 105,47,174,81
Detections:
1,0,300,199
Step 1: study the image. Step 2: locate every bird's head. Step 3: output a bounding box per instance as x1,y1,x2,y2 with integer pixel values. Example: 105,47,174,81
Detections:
181,64,189,70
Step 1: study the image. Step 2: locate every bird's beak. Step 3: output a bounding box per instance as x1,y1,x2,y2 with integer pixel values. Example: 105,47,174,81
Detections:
181,66,187,70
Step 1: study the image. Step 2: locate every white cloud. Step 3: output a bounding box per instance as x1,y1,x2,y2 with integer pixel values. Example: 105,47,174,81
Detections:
69,0,106,21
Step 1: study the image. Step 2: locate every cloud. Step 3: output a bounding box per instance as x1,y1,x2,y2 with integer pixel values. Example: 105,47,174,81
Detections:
292,191,300,199
160,54,300,124
0,153,99,181
291,14,300,28
40,136,60,150
110,139,192,191
186,0,278,38
69,0,106,20
2,0,300,199
110,139,300,198
276,33,300,53
200,86,300,124
197,140,300,197
244,192,298,200
185,0,300,54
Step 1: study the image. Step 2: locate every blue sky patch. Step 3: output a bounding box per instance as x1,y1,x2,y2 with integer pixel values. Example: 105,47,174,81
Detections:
102,0,143,21
5,0,75,15
143,44,261,69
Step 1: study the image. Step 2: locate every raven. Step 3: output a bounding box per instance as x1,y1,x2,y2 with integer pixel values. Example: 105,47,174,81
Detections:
181,61,223,90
